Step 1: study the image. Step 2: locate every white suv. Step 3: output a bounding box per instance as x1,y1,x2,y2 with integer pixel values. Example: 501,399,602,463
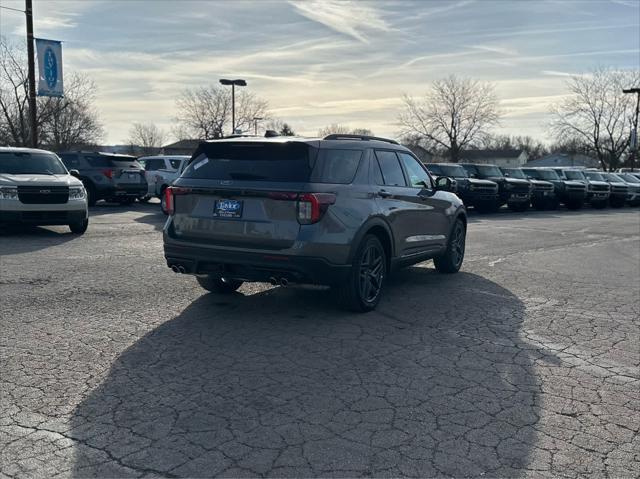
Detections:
0,147,89,234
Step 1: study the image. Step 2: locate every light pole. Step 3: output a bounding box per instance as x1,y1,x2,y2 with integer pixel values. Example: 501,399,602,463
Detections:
252,117,263,135
623,87,640,171
219,79,246,135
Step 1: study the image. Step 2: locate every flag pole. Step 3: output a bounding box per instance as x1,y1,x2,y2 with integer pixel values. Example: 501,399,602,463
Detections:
26,0,38,147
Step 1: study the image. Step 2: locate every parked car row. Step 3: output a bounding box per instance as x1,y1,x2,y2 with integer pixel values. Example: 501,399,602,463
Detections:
426,163,640,212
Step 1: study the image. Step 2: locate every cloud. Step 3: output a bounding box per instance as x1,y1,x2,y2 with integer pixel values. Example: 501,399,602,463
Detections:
471,45,518,56
288,0,390,43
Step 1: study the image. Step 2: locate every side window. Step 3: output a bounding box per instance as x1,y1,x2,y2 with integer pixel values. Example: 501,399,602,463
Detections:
398,153,431,188
86,155,112,168
169,159,182,170
310,149,362,184
59,153,79,168
375,150,406,187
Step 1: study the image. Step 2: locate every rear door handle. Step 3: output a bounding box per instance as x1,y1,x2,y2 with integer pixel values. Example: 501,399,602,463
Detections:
378,190,392,198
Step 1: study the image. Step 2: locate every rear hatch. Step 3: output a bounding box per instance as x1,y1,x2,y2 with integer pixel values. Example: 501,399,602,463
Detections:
170,141,323,250
108,157,145,188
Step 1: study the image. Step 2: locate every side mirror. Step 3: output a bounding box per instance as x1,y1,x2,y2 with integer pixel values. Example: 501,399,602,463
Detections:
434,176,453,191
69,169,80,178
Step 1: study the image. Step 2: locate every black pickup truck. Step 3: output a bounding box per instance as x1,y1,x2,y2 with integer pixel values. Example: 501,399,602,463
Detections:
501,167,555,210
460,163,531,212
426,163,499,212
521,168,587,210
552,168,610,208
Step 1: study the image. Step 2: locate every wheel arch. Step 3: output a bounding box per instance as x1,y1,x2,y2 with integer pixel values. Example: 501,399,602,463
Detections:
347,217,395,268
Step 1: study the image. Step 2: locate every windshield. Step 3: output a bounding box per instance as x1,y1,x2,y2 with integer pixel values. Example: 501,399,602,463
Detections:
563,170,585,180
182,142,362,184
606,173,625,182
524,169,560,180
501,168,526,179
583,171,604,181
619,173,640,183
0,152,68,175
476,165,504,177
439,164,468,177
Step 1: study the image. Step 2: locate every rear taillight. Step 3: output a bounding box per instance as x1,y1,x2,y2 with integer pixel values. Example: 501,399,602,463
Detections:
165,186,192,216
101,169,113,179
297,193,336,225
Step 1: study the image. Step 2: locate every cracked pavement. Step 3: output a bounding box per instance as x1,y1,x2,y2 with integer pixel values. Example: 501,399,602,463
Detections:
1,203,639,478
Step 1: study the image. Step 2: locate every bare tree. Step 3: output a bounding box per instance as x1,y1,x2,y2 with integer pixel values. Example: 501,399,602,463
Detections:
265,118,295,136
0,36,103,149
175,85,268,139
127,122,166,155
317,124,374,137
398,75,501,162
551,68,640,171
481,134,548,160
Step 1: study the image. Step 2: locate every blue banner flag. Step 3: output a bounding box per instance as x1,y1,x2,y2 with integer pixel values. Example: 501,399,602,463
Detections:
36,38,63,97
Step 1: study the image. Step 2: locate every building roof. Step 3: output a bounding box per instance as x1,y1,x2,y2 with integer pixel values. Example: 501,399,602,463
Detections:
460,149,524,160
162,139,202,150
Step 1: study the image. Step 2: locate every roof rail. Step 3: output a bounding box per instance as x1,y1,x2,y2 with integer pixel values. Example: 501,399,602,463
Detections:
323,134,398,145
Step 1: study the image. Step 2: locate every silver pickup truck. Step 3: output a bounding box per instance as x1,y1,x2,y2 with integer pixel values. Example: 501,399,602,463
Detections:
138,156,190,212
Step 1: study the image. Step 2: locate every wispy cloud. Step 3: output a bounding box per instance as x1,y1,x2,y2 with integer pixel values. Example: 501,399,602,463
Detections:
289,0,390,43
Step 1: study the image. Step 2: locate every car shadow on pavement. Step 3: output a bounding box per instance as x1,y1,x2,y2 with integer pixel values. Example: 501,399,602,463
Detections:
0,224,78,255
71,268,546,477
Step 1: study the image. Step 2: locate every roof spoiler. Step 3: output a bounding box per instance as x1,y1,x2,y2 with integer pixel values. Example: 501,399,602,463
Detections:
323,134,398,145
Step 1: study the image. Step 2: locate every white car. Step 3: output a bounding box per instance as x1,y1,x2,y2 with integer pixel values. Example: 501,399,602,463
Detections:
138,155,190,213
0,147,89,234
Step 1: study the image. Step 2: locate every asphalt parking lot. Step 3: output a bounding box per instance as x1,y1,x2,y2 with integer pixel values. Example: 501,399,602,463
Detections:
1,203,639,478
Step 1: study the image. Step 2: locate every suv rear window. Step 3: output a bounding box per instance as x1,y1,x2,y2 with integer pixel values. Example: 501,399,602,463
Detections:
87,155,141,169
182,142,362,184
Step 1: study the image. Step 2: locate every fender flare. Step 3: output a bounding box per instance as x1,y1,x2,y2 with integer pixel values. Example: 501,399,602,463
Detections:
346,216,396,264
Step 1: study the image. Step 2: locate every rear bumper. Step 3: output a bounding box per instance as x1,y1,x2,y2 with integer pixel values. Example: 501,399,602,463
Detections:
98,185,148,198
0,209,87,225
164,242,351,286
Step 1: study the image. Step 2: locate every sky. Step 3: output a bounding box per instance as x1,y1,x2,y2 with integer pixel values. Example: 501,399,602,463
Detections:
1,0,639,145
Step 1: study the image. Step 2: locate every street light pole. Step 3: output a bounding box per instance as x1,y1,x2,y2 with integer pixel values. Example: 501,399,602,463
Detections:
219,79,247,135
253,117,264,135
25,0,37,147
623,88,640,171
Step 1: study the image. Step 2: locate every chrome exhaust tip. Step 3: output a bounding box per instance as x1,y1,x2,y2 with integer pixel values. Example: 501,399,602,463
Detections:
171,265,180,273
178,265,186,274
269,277,279,286
280,277,289,287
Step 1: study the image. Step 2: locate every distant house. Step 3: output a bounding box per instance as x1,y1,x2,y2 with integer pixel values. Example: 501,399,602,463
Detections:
459,149,528,167
526,153,600,168
403,144,433,163
161,139,201,156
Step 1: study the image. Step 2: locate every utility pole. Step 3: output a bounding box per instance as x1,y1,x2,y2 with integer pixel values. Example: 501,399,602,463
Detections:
25,0,37,147
623,88,640,171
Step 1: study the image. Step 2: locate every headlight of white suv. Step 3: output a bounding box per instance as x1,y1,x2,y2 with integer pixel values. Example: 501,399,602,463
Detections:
0,186,18,200
69,186,86,200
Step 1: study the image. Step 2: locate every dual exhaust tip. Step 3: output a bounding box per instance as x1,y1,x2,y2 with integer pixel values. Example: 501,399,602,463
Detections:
171,266,289,287
269,276,289,287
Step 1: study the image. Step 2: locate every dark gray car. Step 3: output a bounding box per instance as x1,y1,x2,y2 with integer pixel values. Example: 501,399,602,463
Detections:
58,151,147,206
163,134,467,312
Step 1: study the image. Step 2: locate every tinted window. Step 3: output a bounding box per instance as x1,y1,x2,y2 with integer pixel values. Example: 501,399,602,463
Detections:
398,153,430,187
426,164,442,176
169,159,183,170
523,169,560,180
182,142,313,182
309,149,362,184
563,170,585,180
583,171,604,181
476,165,504,177
435,164,468,178
0,152,68,175
375,151,406,187
144,159,165,171
59,153,79,168
86,155,112,168
501,168,526,179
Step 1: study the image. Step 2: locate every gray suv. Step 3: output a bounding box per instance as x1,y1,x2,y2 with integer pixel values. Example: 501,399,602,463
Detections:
163,134,467,311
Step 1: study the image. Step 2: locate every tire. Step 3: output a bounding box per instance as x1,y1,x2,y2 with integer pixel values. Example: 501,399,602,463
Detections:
83,181,97,207
118,197,135,206
610,198,625,208
338,235,387,313
196,275,243,294
591,200,607,209
434,219,466,274
69,218,88,235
